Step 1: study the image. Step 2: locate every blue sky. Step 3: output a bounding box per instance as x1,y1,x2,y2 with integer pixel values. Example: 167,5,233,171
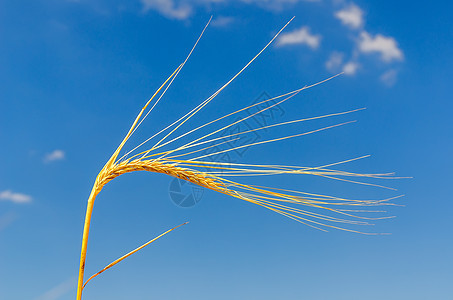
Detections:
1,0,452,299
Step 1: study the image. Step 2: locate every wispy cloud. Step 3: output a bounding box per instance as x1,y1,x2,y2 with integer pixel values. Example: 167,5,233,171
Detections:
342,61,360,75
325,52,359,76
330,3,403,81
358,31,403,62
35,277,76,300
44,150,65,163
0,190,32,204
211,16,235,28
380,69,398,86
141,0,192,20
335,3,364,29
325,51,344,72
276,26,321,49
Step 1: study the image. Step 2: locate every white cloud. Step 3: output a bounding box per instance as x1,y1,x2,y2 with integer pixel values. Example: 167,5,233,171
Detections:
211,16,235,27
35,277,76,300
325,52,359,75
141,0,192,20
44,149,65,163
380,69,398,86
358,31,403,62
0,190,32,204
325,51,344,72
342,61,359,75
276,26,321,49
335,3,364,29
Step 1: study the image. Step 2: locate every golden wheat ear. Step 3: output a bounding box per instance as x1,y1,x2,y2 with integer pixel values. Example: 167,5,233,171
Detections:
76,16,404,300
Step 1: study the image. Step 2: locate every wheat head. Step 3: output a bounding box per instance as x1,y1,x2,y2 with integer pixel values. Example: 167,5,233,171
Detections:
75,17,403,300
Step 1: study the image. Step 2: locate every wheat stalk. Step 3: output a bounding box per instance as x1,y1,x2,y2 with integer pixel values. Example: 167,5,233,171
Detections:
76,17,402,299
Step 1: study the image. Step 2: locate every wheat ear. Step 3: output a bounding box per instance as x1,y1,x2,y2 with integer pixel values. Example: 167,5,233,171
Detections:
76,18,402,299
